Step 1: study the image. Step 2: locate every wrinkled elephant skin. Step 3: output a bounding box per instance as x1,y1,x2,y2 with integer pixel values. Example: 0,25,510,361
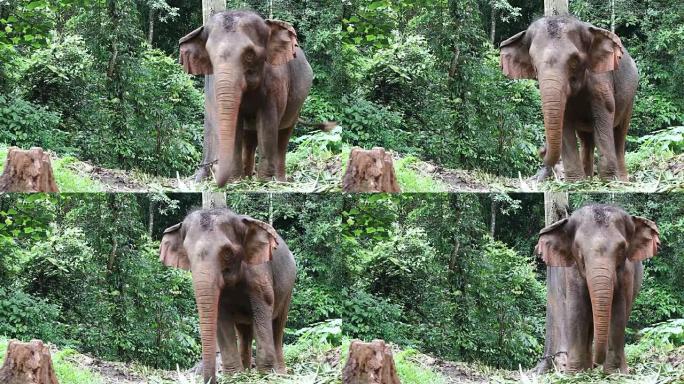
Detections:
501,16,638,182
159,208,296,384
179,11,313,186
537,204,659,373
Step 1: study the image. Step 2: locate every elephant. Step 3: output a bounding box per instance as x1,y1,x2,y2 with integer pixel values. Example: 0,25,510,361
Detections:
500,16,638,182
159,208,296,384
180,10,313,186
536,204,660,373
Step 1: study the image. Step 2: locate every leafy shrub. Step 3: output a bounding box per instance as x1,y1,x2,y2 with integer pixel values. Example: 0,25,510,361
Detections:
639,319,684,349
338,94,408,152
339,289,410,343
0,95,64,150
0,287,64,342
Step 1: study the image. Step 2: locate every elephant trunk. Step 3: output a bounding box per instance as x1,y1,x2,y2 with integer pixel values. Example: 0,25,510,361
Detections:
587,267,615,365
539,76,568,168
214,66,245,187
193,278,220,384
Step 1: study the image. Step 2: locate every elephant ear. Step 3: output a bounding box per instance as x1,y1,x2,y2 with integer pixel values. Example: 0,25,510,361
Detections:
242,217,279,265
587,26,624,73
179,26,213,75
628,216,660,261
536,218,574,267
159,223,190,270
500,30,536,79
265,19,298,66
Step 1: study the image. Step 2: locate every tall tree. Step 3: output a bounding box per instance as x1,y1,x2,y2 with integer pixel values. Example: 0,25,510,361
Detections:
196,0,226,181
544,0,568,16
535,2,570,373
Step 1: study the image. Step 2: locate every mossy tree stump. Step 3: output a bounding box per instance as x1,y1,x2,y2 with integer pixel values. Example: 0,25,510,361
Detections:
0,340,59,384
0,147,59,192
342,147,401,193
342,340,401,384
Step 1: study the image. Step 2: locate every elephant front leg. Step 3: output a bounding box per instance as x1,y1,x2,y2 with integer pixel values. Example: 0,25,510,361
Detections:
591,88,620,180
217,306,243,374
252,308,277,372
256,103,280,180
578,131,595,178
242,130,258,178
276,127,294,182
236,323,254,370
565,268,593,372
605,281,629,373
561,122,585,182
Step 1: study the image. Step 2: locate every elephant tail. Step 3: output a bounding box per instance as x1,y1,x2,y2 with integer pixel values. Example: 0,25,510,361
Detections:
297,118,337,132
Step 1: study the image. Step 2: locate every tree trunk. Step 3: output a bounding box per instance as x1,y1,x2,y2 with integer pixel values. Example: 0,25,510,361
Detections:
342,340,401,384
196,0,227,182
535,192,570,373
148,7,155,45
490,199,497,238
544,0,569,16
490,5,497,45
0,340,59,384
202,192,227,209
342,147,401,193
0,147,59,192
610,0,615,32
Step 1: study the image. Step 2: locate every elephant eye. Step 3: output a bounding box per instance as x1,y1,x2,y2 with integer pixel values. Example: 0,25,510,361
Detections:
243,50,256,64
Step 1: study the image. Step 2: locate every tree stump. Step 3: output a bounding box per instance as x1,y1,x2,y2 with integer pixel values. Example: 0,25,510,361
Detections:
342,147,401,193
342,340,401,384
0,147,59,192
0,340,59,384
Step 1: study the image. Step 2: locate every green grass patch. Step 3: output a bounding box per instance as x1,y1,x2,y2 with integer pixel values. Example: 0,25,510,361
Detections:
394,156,447,192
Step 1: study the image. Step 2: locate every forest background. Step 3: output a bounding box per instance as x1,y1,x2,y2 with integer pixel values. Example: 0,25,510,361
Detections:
0,192,682,374
0,0,682,184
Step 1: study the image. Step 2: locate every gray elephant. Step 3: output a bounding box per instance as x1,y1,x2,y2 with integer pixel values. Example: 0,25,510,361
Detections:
536,204,660,373
500,16,638,182
159,208,296,384
180,11,313,186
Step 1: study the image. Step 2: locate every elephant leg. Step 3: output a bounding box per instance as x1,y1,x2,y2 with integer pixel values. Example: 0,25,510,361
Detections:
243,131,257,178
605,290,628,373
272,297,291,373
578,131,595,178
236,323,253,370
217,306,243,373
256,103,279,180
561,122,585,181
614,115,631,182
565,267,593,372
591,89,619,179
276,126,294,182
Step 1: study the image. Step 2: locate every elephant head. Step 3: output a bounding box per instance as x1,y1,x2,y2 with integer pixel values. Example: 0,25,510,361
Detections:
179,11,299,186
536,205,659,365
159,209,278,384
500,17,624,169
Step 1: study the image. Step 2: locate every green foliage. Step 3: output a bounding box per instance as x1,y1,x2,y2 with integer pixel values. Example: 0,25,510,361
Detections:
0,95,63,149
454,238,545,369
0,287,63,342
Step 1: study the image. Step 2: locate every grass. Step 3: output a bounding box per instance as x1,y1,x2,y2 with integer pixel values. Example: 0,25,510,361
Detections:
0,338,103,384
2,319,683,383
201,128,446,193
0,145,102,192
